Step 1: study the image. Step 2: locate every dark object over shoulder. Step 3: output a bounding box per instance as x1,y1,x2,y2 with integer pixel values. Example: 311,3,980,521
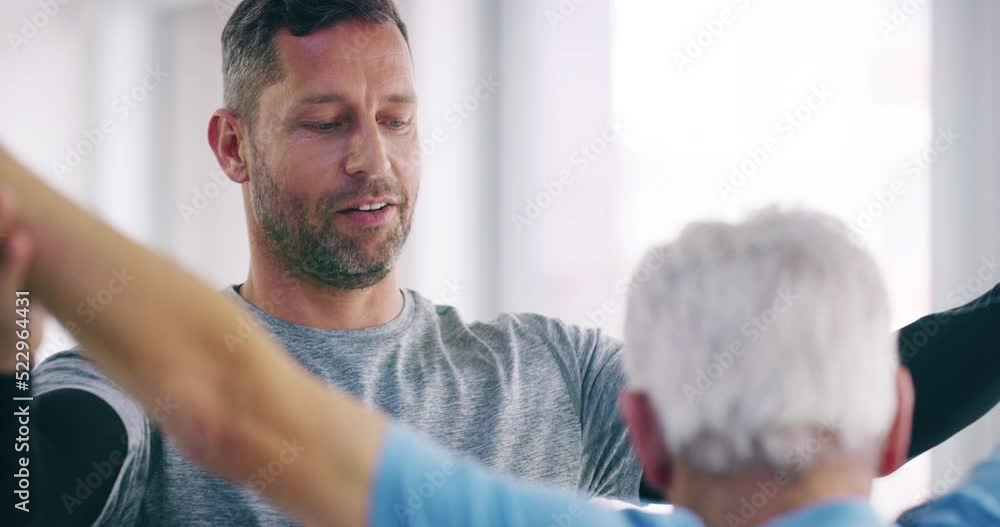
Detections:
902,282,1000,458
0,380,126,527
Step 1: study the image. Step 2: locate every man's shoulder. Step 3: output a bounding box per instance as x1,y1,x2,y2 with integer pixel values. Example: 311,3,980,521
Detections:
412,289,623,358
35,347,108,387
898,446,1000,526
764,500,891,527
34,347,147,415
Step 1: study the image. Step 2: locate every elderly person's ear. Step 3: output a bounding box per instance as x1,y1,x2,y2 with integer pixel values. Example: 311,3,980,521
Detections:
620,390,673,491
879,367,915,477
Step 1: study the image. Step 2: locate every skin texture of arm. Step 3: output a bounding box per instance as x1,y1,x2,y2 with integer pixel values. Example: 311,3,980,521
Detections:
0,147,387,527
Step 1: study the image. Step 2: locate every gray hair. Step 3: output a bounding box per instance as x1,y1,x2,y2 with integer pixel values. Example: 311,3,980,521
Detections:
221,0,409,128
624,208,898,475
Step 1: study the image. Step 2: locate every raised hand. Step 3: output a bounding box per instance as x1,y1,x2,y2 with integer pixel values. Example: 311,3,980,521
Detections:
0,188,41,374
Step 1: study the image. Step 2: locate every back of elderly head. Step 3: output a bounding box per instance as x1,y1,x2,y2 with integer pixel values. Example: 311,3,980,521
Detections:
619,209,914,526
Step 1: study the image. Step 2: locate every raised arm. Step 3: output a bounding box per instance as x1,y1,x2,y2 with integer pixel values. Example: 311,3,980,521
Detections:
0,147,387,526
900,283,1000,459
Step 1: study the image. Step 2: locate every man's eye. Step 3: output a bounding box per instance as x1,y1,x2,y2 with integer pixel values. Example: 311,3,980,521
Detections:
385,119,408,129
309,122,342,132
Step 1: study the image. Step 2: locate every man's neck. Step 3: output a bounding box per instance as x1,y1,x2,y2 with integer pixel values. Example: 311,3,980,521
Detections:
240,257,404,330
676,457,874,527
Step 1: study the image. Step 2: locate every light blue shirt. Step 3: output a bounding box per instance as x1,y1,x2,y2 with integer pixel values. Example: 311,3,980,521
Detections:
899,446,1000,526
371,424,897,527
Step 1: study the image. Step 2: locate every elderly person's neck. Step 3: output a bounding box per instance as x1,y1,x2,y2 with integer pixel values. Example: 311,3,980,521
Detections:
672,451,876,527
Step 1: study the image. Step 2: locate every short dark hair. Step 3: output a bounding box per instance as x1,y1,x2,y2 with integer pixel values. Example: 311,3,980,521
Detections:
222,0,409,128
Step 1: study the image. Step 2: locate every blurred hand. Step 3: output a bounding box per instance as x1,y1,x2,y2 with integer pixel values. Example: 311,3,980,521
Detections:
0,188,42,373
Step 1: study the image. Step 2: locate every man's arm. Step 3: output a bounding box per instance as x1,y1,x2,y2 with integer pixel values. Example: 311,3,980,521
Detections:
897,445,1000,526
0,197,134,525
577,331,643,499
0,147,386,526
0,149,702,527
372,423,702,527
901,284,1000,459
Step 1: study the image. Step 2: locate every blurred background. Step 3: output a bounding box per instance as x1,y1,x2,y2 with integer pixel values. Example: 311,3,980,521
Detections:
3,0,996,520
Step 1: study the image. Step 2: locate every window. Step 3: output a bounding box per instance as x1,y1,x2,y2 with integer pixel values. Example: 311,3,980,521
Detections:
612,0,933,518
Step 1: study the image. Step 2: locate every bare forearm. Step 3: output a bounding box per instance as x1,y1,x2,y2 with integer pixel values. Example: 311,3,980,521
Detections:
0,148,385,526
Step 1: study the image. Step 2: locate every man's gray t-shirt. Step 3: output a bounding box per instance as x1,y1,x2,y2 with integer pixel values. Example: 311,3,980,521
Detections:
34,286,641,526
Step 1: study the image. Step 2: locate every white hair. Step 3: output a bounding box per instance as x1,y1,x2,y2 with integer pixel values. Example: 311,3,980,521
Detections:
623,208,898,475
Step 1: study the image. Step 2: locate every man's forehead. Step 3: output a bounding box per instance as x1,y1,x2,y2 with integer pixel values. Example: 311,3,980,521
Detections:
275,23,412,69
255,23,415,118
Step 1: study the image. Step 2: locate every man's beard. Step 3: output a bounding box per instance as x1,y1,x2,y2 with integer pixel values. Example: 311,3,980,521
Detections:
248,159,412,290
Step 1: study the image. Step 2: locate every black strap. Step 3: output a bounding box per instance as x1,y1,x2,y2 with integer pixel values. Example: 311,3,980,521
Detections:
902,283,1000,458
1,378,126,526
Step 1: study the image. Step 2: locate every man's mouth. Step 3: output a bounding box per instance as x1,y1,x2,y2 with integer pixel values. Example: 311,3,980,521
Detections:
337,197,398,212
350,202,389,212
336,199,398,226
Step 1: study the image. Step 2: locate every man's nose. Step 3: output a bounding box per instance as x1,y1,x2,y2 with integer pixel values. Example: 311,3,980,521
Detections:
344,120,391,178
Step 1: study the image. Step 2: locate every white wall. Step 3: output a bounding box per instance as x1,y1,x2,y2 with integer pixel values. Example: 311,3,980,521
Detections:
496,0,625,327
395,0,496,319
929,0,999,487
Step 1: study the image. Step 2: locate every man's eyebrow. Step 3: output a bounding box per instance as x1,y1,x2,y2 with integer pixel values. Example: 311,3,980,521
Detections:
297,94,347,106
294,93,417,107
384,93,417,104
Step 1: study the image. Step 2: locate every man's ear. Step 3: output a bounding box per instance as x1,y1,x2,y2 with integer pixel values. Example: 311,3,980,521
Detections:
619,390,673,491
208,109,251,184
879,367,915,476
